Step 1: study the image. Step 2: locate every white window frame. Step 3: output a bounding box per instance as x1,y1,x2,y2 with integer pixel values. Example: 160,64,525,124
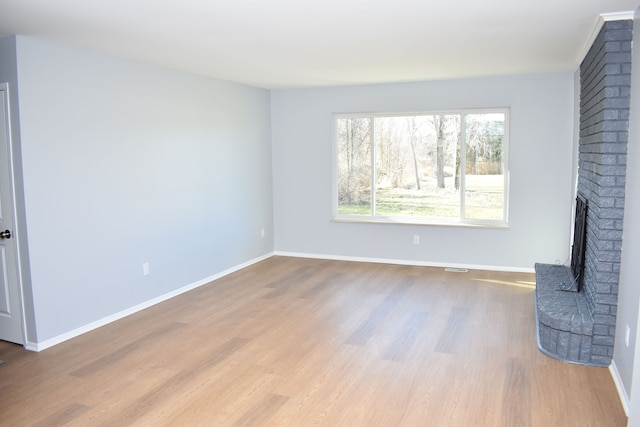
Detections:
332,108,510,228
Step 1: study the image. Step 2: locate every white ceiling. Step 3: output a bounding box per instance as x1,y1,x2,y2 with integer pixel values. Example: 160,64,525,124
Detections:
0,0,636,89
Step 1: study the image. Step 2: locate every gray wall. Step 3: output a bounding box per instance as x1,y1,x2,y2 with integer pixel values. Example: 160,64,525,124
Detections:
9,36,274,344
614,7,640,414
271,75,575,270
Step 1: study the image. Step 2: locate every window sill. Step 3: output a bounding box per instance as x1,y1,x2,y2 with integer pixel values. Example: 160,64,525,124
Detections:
331,216,509,229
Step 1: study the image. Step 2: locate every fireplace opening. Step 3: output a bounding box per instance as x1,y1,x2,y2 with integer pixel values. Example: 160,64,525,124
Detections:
563,193,588,292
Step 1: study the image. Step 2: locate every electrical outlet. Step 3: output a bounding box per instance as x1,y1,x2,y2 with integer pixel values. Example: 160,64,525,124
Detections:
626,324,631,347
261,228,265,238
143,262,150,276
413,235,420,245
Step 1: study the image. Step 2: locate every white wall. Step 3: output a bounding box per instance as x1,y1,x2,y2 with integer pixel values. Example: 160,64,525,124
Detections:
271,75,575,270
613,7,640,421
12,36,274,345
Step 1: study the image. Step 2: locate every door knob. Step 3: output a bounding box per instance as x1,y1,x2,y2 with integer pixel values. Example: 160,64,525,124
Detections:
0,230,11,239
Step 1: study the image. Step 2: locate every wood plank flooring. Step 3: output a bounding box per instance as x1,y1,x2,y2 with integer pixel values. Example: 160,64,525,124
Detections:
0,256,627,426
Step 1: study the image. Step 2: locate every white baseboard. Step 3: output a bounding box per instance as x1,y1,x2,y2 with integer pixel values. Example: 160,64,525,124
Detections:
27,250,533,352
24,340,39,352
28,252,274,352
273,251,535,273
610,360,631,417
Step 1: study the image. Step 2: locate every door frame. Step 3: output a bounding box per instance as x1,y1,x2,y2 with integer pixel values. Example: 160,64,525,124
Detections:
1,81,27,346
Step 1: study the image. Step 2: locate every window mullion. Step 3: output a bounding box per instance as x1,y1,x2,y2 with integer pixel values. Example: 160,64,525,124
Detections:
370,115,376,217
460,114,466,220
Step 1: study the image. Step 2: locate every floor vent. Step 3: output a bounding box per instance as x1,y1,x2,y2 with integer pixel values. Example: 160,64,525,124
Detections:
445,267,468,273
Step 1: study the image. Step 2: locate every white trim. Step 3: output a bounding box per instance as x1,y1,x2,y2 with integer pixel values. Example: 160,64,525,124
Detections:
577,11,635,66
609,360,630,417
26,249,536,352
330,216,508,229
24,340,38,352
603,11,637,21
24,249,535,352
27,252,274,352
273,251,535,273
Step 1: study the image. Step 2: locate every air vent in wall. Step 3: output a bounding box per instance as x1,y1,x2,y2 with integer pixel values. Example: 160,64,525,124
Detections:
444,267,468,273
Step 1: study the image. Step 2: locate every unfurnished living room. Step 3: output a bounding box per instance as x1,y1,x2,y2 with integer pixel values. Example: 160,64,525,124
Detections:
1,0,640,425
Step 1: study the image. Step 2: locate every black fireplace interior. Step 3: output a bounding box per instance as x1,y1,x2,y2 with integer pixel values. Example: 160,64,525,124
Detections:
568,193,588,292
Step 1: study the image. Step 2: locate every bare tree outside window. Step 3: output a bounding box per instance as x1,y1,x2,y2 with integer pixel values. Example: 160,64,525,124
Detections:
336,117,372,215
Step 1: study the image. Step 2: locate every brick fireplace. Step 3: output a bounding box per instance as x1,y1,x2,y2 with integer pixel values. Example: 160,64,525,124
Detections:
535,19,632,366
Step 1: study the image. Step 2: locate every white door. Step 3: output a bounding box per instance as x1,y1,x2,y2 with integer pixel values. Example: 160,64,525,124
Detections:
0,83,24,345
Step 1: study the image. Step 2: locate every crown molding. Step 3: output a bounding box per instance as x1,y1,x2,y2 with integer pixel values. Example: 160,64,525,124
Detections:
577,11,635,66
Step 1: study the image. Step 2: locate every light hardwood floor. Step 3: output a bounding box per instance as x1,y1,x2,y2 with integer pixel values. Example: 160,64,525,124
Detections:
0,256,627,426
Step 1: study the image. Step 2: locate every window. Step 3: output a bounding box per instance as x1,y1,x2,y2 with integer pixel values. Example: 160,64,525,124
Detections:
334,109,508,226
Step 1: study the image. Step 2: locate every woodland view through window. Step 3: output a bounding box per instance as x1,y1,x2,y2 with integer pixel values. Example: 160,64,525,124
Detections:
335,110,508,226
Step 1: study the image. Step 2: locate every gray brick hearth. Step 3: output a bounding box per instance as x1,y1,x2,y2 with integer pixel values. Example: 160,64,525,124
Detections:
535,263,598,365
